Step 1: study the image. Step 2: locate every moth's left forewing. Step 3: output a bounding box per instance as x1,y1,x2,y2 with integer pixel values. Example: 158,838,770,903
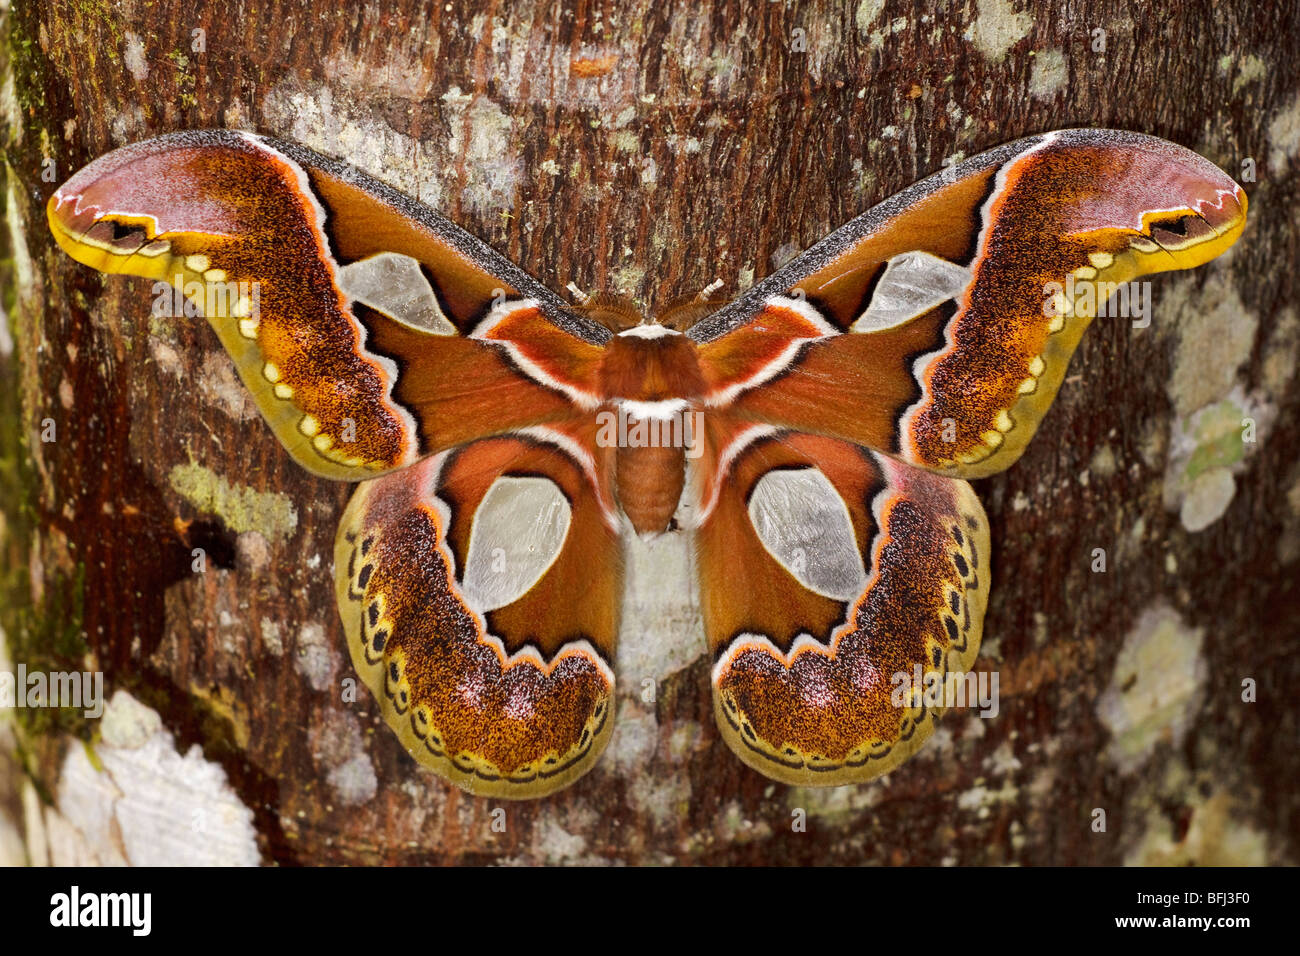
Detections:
692,129,1247,479
47,131,610,480
693,422,990,785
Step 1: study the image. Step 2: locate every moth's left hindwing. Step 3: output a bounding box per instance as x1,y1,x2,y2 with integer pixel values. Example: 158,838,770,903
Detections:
335,426,621,798
47,130,611,481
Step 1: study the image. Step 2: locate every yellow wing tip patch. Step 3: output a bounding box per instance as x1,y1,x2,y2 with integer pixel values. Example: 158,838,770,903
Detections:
46,196,221,290
49,196,411,482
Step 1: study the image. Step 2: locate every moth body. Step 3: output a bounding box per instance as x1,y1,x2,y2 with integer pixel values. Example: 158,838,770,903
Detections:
596,323,706,535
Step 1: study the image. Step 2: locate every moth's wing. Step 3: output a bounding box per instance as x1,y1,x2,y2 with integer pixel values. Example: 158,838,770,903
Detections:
334,421,621,798
47,130,610,480
690,129,1247,478
692,419,990,785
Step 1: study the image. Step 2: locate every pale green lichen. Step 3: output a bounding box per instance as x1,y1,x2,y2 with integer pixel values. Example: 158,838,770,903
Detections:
849,157,877,203
122,31,148,81
1097,605,1206,773
262,81,445,208
1179,466,1236,533
956,780,1019,817
308,708,376,807
1166,274,1256,419
1028,48,1067,97
610,129,640,153
1126,789,1269,866
167,462,298,541
627,774,690,829
1181,400,1250,479
984,739,1023,776
715,799,773,843
455,96,522,216
259,617,284,656
667,721,702,762
293,621,336,692
1160,273,1264,531
1220,53,1267,95
610,263,647,296
99,690,161,748
528,808,595,864
854,0,886,36
1165,387,1270,532
967,0,1032,61
1089,443,1118,479
1267,88,1300,176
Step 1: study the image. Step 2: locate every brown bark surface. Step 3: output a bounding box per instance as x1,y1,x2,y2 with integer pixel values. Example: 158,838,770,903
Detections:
2,0,1298,865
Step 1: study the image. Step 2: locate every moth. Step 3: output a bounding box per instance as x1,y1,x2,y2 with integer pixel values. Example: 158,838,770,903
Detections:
47,128,1246,798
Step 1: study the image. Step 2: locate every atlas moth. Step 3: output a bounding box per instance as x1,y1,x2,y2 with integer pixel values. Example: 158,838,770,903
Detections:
47,128,1246,798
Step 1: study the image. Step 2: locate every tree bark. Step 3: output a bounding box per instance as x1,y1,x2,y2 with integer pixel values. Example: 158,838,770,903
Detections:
2,0,1298,865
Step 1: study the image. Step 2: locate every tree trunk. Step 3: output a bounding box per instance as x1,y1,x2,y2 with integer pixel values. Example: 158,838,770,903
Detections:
2,0,1297,865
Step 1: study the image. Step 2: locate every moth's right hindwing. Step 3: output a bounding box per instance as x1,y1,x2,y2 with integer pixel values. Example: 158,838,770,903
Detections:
693,421,991,785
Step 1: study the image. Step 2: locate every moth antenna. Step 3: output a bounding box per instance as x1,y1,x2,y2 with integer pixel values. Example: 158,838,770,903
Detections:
566,281,592,305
